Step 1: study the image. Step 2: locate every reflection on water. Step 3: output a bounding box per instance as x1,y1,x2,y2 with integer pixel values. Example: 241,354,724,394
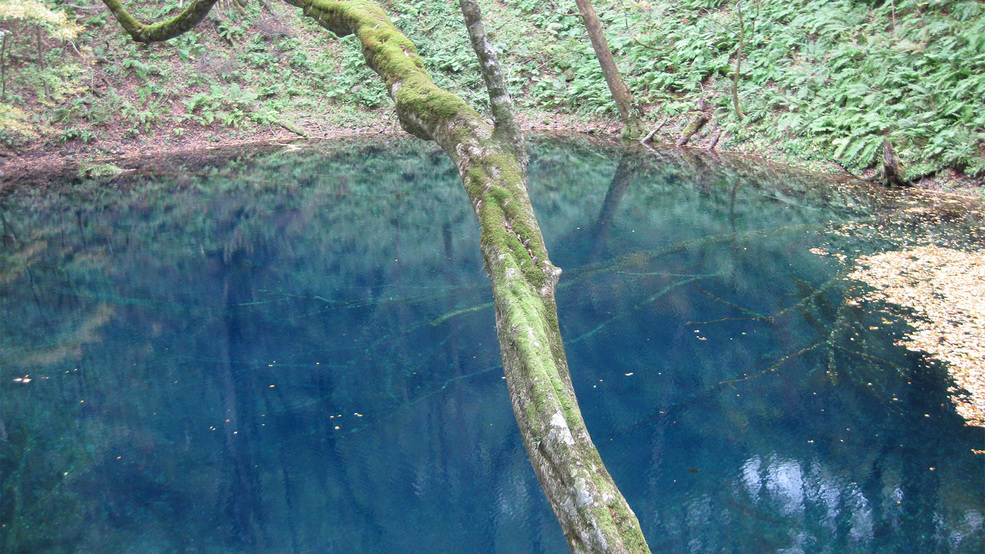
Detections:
1,137,983,552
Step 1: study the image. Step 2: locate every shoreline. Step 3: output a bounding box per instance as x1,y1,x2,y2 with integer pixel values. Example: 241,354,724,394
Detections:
2,115,983,200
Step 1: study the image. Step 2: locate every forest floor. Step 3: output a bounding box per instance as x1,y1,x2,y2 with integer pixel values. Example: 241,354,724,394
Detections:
3,1,984,197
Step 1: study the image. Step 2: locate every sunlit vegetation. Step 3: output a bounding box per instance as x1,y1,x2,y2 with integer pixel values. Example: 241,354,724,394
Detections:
493,0,985,176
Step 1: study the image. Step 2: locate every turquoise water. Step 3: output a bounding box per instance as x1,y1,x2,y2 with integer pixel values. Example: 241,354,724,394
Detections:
2,138,983,552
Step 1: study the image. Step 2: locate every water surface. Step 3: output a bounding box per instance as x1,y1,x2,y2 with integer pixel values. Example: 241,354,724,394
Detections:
2,138,983,552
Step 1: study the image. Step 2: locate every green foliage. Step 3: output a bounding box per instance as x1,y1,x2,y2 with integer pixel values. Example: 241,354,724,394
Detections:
121,58,164,82
215,14,247,43
0,102,43,146
591,0,985,175
317,35,390,108
0,0,82,41
502,0,617,113
2,0,981,178
181,83,266,127
489,0,983,176
58,125,94,143
386,1,485,107
0,1,89,104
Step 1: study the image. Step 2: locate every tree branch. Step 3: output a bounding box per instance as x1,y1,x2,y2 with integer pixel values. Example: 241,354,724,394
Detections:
458,0,524,154
283,2,648,549
100,0,221,43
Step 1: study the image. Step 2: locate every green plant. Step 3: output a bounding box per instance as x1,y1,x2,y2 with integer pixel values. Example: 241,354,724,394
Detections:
318,35,389,108
121,58,164,82
180,83,265,127
592,0,985,174
216,18,247,44
58,126,94,143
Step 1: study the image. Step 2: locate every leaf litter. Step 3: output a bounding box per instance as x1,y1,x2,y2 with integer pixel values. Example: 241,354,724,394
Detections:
846,245,985,428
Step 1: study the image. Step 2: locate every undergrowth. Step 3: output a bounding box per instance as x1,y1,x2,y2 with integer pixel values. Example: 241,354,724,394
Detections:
498,0,985,177
1,0,982,178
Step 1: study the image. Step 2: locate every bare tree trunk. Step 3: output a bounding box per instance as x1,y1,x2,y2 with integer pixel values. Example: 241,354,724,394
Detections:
36,28,49,98
458,0,523,155
574,0,644,139
100,1,651,551
1,30,7,100
882,139,906,186
732,0,746,120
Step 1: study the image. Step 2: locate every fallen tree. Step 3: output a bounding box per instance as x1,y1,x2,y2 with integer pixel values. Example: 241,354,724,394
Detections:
100,0,650,551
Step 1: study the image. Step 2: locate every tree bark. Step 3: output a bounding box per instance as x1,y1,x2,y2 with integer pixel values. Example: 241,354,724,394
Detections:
706,123,722,151
731,0,746,120
882,139,906,186
101,0,221,42
1,30,7,100
101,1,650,551
574,0,644,139
36,28,49,98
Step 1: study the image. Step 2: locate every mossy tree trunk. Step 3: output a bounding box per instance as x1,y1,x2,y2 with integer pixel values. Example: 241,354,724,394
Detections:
100,0,650,551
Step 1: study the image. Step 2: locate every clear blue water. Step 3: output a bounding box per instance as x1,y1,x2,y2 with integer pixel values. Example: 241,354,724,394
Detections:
2,138,983,552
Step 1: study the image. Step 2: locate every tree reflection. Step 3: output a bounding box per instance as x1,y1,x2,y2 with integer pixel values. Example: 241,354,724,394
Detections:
1,137,982,552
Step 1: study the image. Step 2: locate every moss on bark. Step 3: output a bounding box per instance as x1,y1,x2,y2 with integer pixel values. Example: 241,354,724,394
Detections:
101,0,221,42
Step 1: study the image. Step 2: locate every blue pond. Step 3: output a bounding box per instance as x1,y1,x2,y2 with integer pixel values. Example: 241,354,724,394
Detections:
1,138,983,552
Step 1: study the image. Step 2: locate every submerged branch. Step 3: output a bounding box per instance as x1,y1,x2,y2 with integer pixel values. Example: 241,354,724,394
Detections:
829,344,902,370
691,285,768,320
689,271,845,327
720,342,825,386
569,275,710,344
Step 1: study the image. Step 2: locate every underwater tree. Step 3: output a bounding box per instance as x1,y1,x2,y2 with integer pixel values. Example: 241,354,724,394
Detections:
98,0,650,551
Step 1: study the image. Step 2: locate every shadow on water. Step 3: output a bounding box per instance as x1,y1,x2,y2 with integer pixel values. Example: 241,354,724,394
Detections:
1,136,983,552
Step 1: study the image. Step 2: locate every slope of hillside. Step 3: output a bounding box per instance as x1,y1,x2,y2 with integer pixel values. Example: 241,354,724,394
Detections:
1,0,983,192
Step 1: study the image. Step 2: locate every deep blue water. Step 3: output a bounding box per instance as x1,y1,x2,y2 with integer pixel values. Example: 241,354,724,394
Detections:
2,138,983,552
